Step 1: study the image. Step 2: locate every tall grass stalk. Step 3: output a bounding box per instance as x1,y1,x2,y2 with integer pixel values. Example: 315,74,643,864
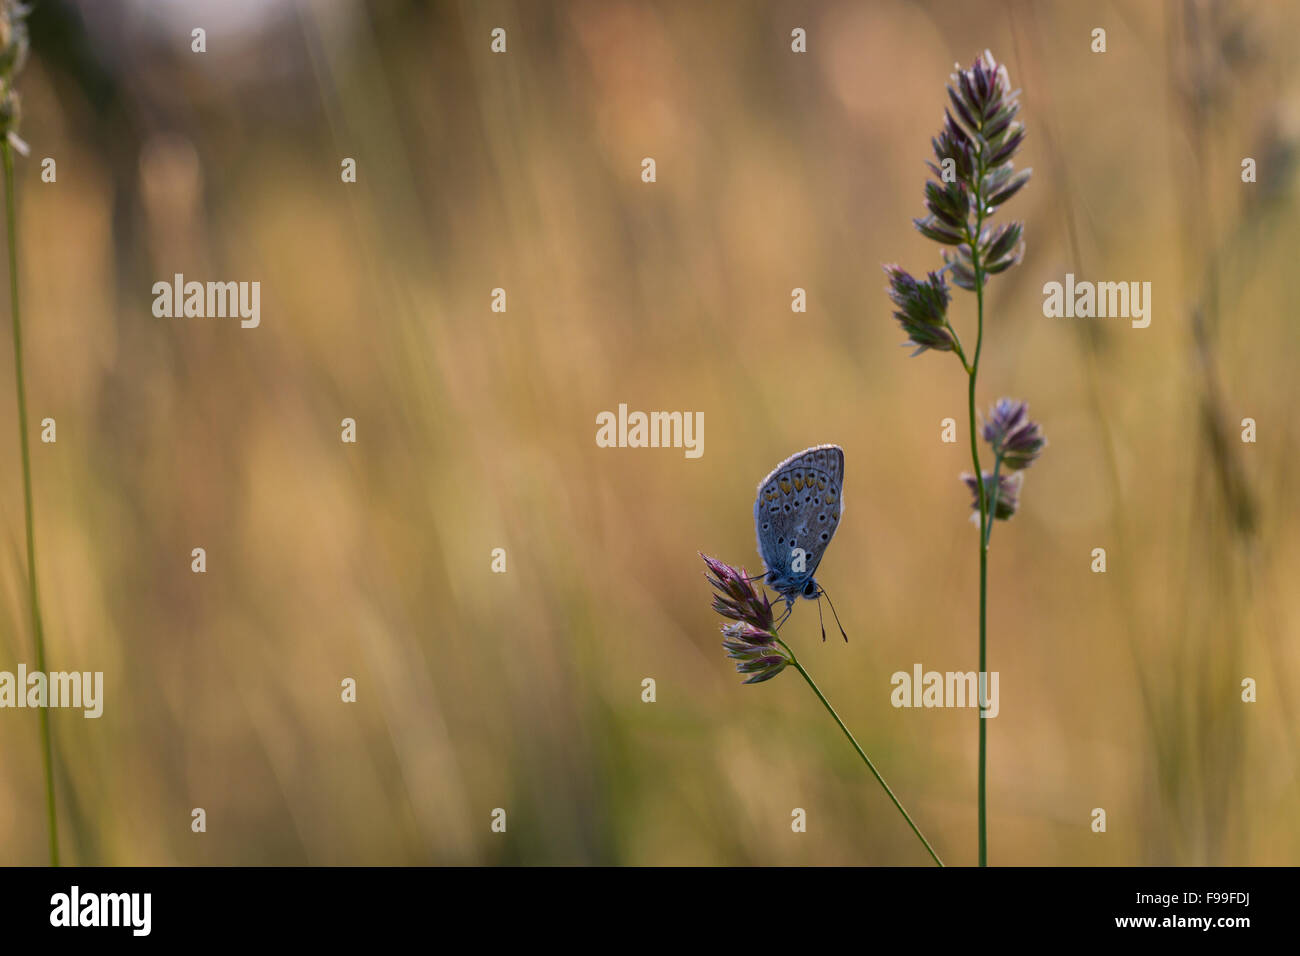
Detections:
3,137,59,866
883,51,1045,865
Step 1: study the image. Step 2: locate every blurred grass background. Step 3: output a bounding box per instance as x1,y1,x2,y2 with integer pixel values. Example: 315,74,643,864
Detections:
0,0,1297,865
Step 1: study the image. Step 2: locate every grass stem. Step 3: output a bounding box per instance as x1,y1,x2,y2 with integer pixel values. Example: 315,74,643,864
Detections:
3,138,59,867
968,175,989,868
777,638,944,866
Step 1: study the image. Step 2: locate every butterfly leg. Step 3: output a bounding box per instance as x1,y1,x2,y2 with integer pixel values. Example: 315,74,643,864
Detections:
773,602,794,632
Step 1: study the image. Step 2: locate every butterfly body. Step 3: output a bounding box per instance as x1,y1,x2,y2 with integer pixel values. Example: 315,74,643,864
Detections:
753,444,845,609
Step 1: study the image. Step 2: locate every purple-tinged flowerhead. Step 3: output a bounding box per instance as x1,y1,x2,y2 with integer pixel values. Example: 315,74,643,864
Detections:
915,51,1029,293
948,51,1014,141
702,553,790,684
946,51,1028,186
722,624,790,685
702,552,775,632
962,471,1023,521
913,179,971,246
0,0,28,151
982,398,1046,471
890,50,1029,342
884,265,954,355
930,120,975,187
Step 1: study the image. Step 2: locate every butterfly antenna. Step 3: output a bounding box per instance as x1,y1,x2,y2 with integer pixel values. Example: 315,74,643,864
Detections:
816,591,827,642
818,587,848,642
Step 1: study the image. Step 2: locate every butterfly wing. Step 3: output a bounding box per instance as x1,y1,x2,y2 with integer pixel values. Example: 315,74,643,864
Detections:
754,444,844,591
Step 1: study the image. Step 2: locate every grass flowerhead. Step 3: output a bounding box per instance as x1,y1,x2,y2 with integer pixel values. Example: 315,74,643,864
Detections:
701,553,790,684
882,50,1043,865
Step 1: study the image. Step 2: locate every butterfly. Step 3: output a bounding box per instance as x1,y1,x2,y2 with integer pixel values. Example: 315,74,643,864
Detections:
753,444,847,641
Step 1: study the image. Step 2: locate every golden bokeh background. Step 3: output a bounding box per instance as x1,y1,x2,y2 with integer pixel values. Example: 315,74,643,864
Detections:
0,0,1297,865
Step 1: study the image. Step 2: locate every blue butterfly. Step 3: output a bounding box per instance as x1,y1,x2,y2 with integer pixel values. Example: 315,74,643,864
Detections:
753,444,847,641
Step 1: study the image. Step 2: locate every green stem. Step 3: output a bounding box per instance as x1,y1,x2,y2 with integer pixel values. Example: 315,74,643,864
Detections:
776,638,944,866
983,454,1003,549
967,168,989,868
944,320,971,374
3,140,59,867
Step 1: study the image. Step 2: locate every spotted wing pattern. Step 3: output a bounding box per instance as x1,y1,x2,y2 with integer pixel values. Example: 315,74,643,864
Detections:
753,444,844,597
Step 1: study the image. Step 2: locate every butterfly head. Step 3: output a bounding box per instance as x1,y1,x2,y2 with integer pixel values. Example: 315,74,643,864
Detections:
764,569,820,607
